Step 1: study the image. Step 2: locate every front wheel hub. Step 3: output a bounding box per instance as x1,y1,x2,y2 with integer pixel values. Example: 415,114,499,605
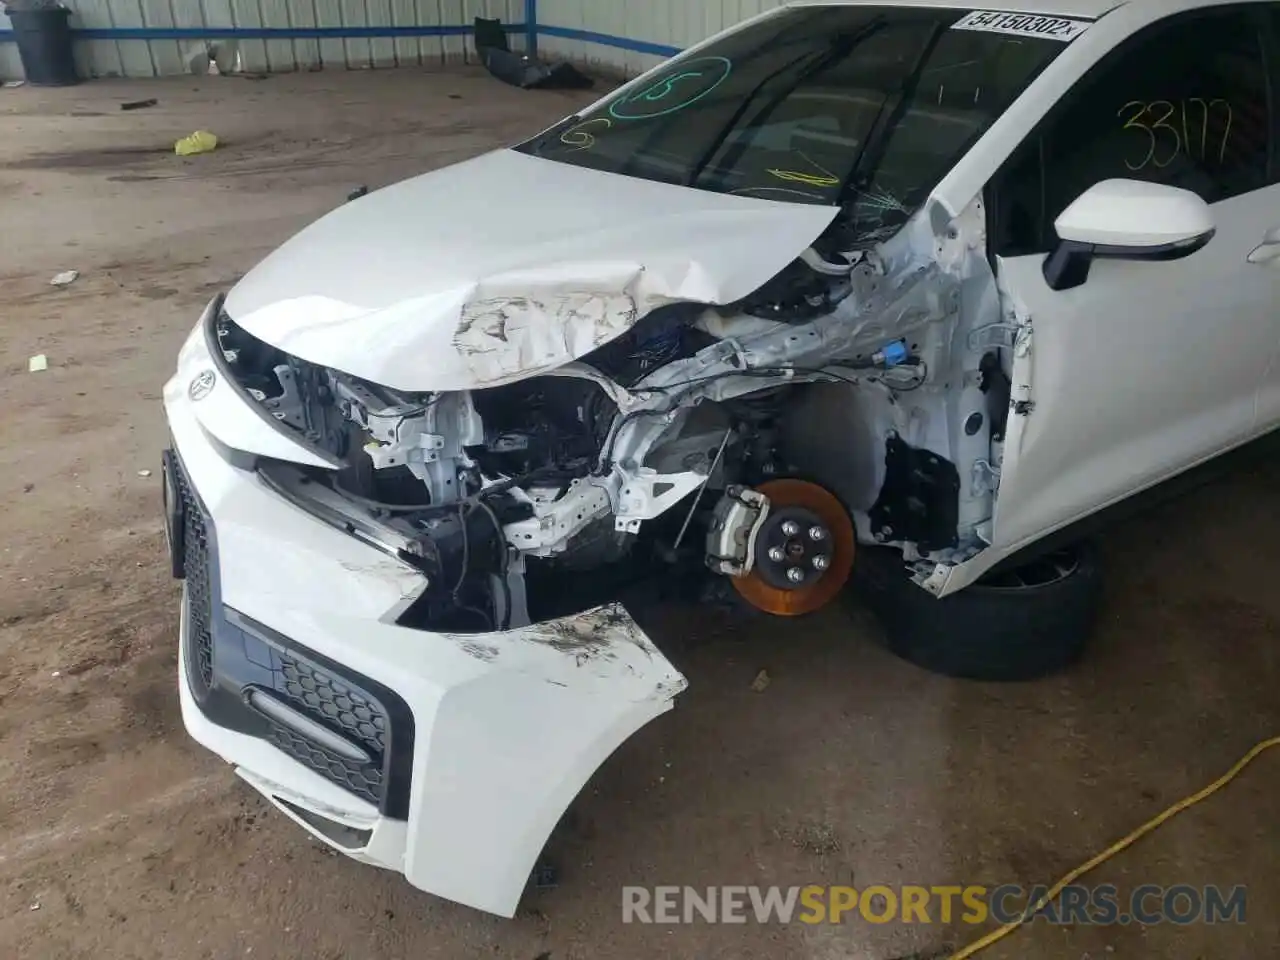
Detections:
733,479,856,616
753,505,831,590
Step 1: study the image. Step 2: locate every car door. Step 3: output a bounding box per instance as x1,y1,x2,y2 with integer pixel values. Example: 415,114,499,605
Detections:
1256,2,1280,424
984,3,1280,553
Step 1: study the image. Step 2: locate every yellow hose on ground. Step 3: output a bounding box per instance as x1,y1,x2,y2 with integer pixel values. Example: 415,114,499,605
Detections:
949,735,1280,960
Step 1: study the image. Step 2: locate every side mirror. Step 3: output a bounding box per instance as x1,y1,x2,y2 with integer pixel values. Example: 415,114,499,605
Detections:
1043,179,1214,291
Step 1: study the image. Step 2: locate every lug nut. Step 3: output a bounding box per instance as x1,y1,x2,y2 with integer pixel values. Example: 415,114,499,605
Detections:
786,567,805,584
767,546,785,563
809,525,826,541
812,555,830,572
781,520,800,537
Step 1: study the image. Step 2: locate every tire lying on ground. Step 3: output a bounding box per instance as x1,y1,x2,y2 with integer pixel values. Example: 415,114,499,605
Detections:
852,542,1103,681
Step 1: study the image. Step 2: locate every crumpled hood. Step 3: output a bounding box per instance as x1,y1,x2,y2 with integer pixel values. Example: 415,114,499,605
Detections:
226,149,838,391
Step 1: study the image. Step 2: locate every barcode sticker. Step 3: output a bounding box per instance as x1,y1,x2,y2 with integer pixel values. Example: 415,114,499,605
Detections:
951,10,1090,41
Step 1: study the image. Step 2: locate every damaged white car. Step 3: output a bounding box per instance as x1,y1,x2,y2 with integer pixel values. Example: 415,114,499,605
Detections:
162,0,1280,916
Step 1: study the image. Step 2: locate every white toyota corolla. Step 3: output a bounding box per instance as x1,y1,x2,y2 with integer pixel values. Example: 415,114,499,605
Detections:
162,0,1280,916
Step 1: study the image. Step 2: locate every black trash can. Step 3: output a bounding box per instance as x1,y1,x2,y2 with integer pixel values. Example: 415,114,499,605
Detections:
6,3,79,87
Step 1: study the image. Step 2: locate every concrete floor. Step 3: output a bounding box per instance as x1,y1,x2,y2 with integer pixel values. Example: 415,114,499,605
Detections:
0,70,1276,960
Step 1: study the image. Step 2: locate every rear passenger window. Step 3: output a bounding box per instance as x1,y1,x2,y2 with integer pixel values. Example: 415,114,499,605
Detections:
993,7,1270,255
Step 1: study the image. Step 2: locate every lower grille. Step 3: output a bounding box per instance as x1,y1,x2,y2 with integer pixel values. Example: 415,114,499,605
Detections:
267,724,384,807
265,653,389,807
174,456,214,695
278,654,387,755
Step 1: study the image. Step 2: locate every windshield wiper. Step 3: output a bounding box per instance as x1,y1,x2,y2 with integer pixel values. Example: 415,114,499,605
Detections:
842,23,947,205
685,17,888,189
527,114,581,156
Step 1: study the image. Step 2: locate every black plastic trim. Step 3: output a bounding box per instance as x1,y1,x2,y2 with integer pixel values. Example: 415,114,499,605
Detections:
161,448,185,579
226,610,417,821
1042,230,1214,291
869,434,961,552
168,448,220,701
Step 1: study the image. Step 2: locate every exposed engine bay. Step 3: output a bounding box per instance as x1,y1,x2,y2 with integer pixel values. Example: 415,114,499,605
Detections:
218,197,1014,633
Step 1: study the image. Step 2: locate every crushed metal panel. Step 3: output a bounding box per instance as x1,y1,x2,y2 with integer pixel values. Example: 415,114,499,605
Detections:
224,148,839,392
454,292,639,385
441,602,685,700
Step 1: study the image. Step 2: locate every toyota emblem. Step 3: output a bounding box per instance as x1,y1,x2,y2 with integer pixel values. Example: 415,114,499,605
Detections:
188,370,217,402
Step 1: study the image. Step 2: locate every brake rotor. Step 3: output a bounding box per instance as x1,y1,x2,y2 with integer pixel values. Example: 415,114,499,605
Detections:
732,478,856,616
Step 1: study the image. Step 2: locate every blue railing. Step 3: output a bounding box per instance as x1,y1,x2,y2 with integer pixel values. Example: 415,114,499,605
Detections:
0,24,523,42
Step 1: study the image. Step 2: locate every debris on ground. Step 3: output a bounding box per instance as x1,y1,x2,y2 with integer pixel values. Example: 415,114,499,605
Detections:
531,861,558,891
788,822,843,856
27,354,48,373
120,98,158,111
750,669,771,692
137,469,152,478
347,185,369,202
185,39,241,76
174,130,218,156
3,80,25,89
473,16,593,91
50,269,78,286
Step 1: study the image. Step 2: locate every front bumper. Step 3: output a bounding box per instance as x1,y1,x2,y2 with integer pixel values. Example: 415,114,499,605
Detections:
162,301,686,916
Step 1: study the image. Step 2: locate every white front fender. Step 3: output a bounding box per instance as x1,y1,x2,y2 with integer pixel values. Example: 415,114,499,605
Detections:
406,610,684,914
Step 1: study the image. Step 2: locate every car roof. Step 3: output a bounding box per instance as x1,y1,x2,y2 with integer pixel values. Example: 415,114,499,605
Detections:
789,0,1126,20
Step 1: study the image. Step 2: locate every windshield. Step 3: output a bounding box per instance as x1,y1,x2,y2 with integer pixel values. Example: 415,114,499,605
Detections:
519,6,1075,243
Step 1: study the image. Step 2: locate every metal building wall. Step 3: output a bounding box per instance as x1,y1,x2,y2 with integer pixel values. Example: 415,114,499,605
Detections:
0,0,771,82
536,0,785,76
0,1,524,80
0,8,21,80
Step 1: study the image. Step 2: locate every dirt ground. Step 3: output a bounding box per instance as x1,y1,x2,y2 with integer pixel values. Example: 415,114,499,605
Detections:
0,70,1277,960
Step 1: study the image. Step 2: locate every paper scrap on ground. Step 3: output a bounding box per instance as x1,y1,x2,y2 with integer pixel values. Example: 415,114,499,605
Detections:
27,355,48,373
50,270,78,286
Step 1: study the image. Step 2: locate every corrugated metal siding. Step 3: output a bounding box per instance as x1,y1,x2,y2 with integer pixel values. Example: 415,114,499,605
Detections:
538,0,784,76
0,8,21,82
0,1,763,82
0,0,525,80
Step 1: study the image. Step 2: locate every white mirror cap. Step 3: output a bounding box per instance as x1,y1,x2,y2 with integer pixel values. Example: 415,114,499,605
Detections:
1054,179,1214,249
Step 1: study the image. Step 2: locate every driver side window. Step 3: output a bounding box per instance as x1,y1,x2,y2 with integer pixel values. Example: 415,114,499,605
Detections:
992,7,1271,256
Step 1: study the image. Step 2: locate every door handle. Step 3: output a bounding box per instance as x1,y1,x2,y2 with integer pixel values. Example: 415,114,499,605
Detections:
1248,226,1280,264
